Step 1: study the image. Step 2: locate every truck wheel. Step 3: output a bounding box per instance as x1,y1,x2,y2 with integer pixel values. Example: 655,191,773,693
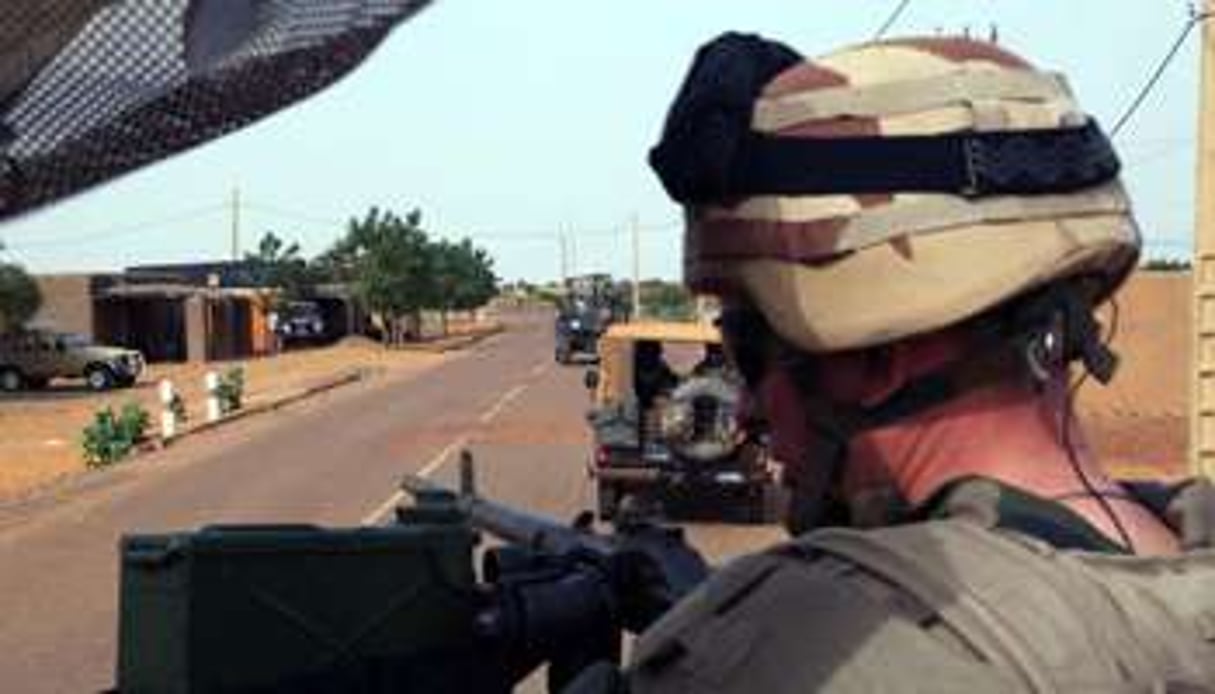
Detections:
0,367,23,392
85,365,115,391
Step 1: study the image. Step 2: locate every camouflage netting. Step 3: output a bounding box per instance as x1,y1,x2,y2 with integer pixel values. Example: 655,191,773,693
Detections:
0,0,433,223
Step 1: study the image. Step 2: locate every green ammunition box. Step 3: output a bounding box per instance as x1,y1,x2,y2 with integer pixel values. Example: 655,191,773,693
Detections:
117,519,479,693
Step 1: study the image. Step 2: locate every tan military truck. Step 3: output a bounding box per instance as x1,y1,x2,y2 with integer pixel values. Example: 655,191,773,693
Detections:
584,321,776,522
0,329,145,392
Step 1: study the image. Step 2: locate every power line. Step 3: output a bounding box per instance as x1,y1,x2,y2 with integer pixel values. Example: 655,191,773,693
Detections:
9,204,227,249
874,0,913,40
242,197,681,242
1110,8,1209,138
243,201,348,228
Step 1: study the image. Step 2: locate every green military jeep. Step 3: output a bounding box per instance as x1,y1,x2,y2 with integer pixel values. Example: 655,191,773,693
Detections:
0,329,145,392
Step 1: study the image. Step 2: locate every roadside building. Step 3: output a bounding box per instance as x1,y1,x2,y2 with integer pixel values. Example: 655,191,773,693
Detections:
31,262,364,363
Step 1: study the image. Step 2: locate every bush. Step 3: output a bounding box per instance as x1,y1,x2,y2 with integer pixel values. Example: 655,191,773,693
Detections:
1142,258,1190,272
82,402,150,468
214,367,245,414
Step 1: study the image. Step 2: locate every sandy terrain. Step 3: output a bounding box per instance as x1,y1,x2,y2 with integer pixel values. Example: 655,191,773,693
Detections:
0,278,1193,504
0,341,446,500
1077,271,1189,478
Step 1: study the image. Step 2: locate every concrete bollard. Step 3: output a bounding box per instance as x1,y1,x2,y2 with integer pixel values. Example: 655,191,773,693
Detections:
159,379,178,440
205,371,222,423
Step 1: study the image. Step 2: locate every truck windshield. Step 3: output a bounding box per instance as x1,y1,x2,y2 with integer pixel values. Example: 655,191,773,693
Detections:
59,334,92,348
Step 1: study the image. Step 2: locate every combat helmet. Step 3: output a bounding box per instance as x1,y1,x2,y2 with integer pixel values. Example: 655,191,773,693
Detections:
651,33,1138,354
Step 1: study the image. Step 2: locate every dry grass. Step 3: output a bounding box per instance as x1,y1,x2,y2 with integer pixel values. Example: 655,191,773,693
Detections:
0,342,445,500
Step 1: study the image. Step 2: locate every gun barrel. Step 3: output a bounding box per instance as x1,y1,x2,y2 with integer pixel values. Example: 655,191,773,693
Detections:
464,497,613,556
400,466,611,556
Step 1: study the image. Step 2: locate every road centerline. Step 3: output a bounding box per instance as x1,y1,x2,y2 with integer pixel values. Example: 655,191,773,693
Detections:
360,435,468,525
361,379,531,525
478,384,528,424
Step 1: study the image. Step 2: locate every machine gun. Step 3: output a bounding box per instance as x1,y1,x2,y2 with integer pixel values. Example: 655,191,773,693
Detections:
401,451,709,690
115,451,710,693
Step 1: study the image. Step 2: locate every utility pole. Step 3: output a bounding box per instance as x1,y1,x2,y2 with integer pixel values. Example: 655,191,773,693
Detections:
1193,2,1215,478
230,186,241,261
631,214,642,321
559,231,568,283
568,228,578,278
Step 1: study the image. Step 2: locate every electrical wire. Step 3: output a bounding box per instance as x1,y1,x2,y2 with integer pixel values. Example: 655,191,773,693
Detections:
244,197,681,242
1110,9,1208,138
1058,297,1136,553
874,0,913,40
9,204,228,249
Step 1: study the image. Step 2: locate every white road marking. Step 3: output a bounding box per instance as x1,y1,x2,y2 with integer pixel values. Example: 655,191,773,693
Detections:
362,378,532,525
529,363,548,378
361,492,405,526
417,436,469,478
360,436,468,525
478,384,527,424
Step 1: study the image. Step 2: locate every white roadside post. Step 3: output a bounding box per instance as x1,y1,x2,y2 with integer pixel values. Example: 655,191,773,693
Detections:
159,379,177,441
205,371,222,422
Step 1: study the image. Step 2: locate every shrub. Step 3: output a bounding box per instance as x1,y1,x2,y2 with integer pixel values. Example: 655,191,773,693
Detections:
214,367,245,414
82,402,150,468
1142,257,1191,272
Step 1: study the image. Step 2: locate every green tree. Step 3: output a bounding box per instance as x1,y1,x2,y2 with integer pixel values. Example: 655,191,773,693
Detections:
244,231,314,305
640,280,694,320
428,238,497,334
1142,257,1191,272
335,207,433,345
0,245,41,333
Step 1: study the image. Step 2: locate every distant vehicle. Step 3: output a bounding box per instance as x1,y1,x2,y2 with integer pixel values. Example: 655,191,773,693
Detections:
583,321,776,523
272,301,326,345
0,329,145,391
554,299,610,364
553,275,630,364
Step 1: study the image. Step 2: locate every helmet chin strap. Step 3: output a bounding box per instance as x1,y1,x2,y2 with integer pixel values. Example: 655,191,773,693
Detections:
777,282,1119,535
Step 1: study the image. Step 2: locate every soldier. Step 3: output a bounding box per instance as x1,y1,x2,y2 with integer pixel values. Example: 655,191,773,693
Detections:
625,33,1215,692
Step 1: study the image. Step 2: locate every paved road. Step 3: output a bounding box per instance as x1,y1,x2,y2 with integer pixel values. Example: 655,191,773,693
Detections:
0,311,779,692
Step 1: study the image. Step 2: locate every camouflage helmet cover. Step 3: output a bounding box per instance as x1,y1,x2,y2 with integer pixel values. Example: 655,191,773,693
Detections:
652,34,1139,353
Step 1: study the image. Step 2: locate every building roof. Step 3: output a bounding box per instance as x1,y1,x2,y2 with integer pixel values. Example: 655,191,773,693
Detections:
98,283,265,300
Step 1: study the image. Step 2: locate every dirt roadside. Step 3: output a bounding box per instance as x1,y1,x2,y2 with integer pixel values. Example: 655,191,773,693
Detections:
0,338,455,501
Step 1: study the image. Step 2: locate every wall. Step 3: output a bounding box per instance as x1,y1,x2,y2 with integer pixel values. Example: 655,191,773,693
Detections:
30,274,94,337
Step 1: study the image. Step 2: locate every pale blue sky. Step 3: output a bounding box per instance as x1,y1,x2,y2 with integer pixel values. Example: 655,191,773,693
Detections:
0,1,1202,282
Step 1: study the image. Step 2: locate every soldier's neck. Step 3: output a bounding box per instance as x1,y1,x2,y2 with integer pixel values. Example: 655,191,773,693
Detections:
843,379,1181,554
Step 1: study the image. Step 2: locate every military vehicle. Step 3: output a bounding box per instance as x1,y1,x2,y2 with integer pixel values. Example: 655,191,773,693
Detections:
272,300,327,345
585,322,775,522
0,329,145,391
553,297,610,364
553,274,629,364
